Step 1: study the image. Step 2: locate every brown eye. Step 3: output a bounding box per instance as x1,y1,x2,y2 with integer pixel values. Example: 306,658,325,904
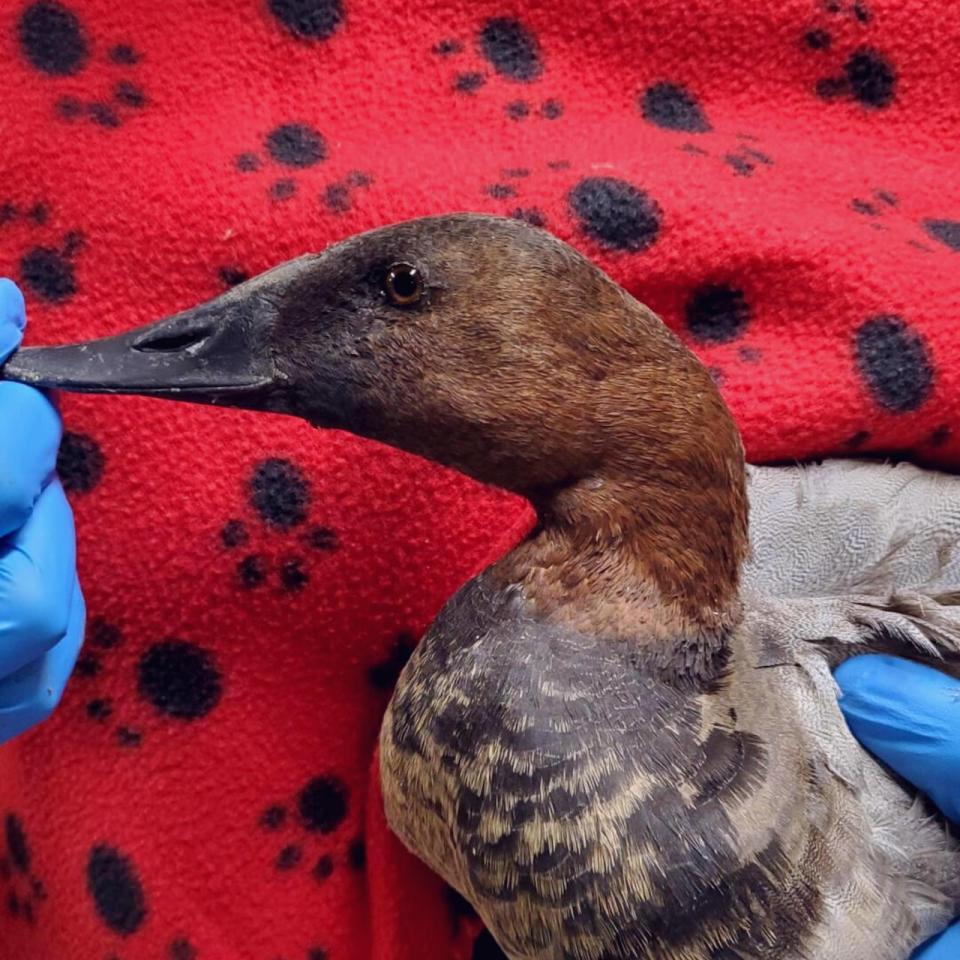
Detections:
384,263,424,307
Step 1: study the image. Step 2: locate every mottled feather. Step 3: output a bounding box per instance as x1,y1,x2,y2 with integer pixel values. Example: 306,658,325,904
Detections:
383,462,960,958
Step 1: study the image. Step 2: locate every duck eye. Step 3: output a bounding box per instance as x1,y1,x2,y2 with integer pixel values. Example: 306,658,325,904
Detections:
383,263,424,307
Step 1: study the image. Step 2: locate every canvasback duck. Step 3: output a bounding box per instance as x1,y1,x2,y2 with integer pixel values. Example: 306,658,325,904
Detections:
5,214,960,960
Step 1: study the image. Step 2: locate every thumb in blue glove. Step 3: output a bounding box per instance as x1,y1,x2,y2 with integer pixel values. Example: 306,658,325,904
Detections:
836,654,960,960
0,278,85,744
0,277,25,360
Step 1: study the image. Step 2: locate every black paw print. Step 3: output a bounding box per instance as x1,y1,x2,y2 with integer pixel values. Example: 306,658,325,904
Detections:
57,430,106,493
848,187,900,236
221,458,339,593
367,632,415,690
17,1,148,128
233,123,374,213
846,190,957,255
320,170,375,215
267,0,343,42
685,284,752,346
1,201,85,304
822,0,873,23
676,133,774,178
76,617,224,749
639,82,711,134
721,140,774,177
258,775,362,884
75,617,140,747
86,843,147,936
568,175,663,253
679,281,760,393
234,122,327,203
432,18,564,124
480,160,570,230
854,314,933,415
919,218,960,254
802,2,896,109
90,871,193,957
850,188,897,218
1,814,47,927
634,80,774,178
168,938,199,960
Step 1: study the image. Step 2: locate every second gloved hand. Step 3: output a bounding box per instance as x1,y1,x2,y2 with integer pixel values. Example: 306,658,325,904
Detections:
837,654,960,960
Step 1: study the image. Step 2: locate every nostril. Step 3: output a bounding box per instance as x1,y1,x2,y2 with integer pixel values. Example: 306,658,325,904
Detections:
132,325,214,353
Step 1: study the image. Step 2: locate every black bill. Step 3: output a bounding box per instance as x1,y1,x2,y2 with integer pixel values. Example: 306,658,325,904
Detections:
0,255,315,412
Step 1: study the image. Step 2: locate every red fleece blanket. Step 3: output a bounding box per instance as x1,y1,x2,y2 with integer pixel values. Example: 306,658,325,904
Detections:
1,1,959,958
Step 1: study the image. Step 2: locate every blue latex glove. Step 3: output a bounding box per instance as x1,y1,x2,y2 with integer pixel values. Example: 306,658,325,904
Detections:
0,278,85,744
836,654,960,959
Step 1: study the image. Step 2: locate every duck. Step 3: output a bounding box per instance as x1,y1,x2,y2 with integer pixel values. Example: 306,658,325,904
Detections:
5,213,960,960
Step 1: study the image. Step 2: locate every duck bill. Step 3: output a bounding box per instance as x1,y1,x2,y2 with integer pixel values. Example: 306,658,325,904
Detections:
0,260,307,413
2,310,276,408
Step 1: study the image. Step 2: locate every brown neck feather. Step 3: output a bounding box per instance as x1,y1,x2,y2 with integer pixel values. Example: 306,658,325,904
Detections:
490,360,749,673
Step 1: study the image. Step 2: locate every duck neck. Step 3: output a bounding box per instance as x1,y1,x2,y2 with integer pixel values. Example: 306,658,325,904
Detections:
491,444,749,685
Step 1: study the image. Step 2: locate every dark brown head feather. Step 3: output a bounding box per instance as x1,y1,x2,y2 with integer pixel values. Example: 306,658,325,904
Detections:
273,215,748,636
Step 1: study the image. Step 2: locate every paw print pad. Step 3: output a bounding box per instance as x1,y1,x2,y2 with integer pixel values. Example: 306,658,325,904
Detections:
17,1,148,128
258,775,362,883
1,814,47,927
801,3,896,108
845,189,952,255
673,132,775,179
1,201,85,304
234,123,326,203
233,124,373,214
431,17,564,124
478,160,581,231
220,458,340,593
75,617,224,749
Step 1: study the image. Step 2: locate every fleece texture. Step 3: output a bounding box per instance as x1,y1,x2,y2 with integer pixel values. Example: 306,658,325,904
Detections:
0,1,959,958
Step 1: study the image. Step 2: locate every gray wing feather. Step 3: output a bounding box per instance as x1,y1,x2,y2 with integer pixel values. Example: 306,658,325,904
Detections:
744,459,960,660
742,459,960,955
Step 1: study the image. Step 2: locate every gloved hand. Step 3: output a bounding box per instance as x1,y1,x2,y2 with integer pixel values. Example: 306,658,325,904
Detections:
0,278,85,744
836,654,960,959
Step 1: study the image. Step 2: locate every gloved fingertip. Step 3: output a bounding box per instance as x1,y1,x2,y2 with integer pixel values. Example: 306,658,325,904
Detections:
0,279,26,363
835,653,904,698
0,279,26,332
835,654,954,702
835,654,960,740
912,919,960,959
836,654,960,821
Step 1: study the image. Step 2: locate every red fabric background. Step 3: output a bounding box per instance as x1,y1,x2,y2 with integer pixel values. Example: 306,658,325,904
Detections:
0,0,958,958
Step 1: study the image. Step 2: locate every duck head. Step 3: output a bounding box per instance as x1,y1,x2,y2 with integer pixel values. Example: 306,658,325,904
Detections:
4,214,747,639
